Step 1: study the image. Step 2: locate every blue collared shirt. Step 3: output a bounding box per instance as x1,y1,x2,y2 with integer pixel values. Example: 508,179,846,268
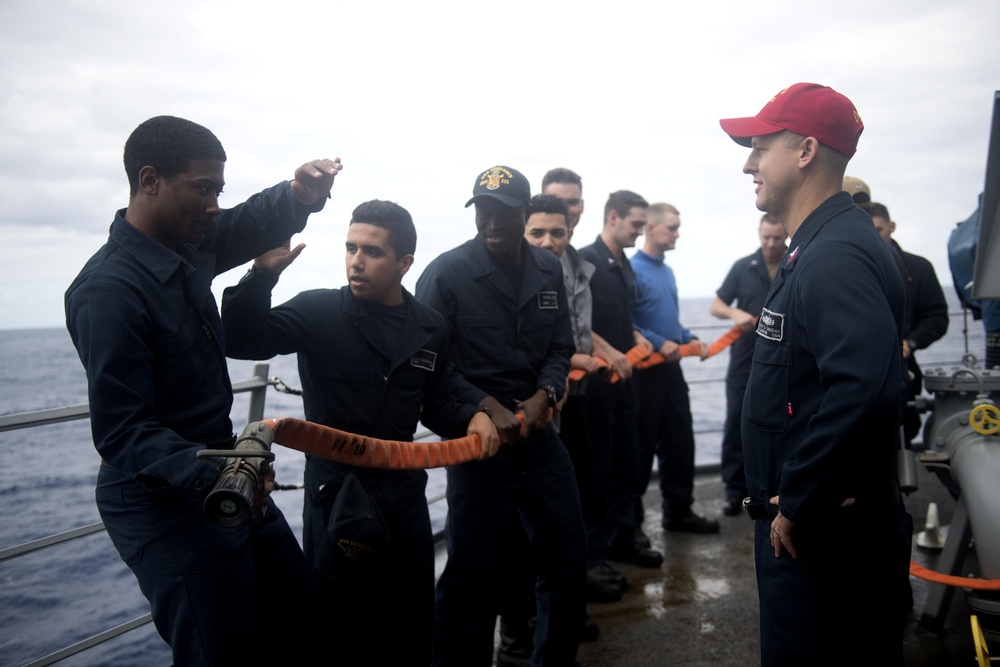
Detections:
631,249,694,350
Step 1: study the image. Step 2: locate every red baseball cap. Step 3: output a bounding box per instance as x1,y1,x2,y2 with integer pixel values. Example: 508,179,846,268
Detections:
719,82,864,157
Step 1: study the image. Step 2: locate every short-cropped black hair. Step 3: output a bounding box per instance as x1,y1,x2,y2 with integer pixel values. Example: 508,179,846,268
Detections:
868,202,890,220
528,194,570,223
123,116,226,196
350,200,417,258
541,167,583,192
604,190,649,222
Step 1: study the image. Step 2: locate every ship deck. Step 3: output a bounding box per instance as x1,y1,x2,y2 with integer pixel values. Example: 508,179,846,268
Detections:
431,461,987,666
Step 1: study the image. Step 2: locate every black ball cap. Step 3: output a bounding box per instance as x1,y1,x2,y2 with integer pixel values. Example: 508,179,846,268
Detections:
465,165,530,208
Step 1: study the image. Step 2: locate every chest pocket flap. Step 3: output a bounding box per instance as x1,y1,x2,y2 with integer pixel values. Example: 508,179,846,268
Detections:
745,340,791,433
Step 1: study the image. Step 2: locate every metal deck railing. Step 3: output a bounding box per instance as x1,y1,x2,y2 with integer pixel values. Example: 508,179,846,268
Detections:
0,360,465,666
0,313,983,666
0,362,274,667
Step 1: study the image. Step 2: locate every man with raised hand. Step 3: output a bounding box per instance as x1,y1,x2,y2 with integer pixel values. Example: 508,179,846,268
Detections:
65,115,341,666
222,199,499,666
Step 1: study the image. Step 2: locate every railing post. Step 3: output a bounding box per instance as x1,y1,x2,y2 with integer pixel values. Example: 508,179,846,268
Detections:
246,362,270,423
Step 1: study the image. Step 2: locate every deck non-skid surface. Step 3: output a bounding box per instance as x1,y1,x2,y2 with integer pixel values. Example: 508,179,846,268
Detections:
577,466,979,666
465,462,984,666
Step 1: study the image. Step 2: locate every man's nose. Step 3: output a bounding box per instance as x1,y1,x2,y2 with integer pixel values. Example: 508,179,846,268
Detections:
206,194,221,216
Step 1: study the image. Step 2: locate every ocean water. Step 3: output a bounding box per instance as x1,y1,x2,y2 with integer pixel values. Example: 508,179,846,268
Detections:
0,294,984,666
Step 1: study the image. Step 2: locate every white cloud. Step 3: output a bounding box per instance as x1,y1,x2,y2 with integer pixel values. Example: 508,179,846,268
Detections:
1,0,998,328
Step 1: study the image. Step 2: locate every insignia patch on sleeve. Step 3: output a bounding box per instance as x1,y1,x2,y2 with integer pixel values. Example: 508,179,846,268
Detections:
410,349,437,371
756,308,784,341
537,291,558,309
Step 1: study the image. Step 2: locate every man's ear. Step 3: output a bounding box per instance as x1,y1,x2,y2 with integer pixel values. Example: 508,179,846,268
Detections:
138,166,160,195
798,137,820,168
398,253,415,278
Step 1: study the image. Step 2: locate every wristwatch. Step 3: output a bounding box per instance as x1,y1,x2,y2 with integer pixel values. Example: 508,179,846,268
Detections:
539,384,559,407
473,405,493,419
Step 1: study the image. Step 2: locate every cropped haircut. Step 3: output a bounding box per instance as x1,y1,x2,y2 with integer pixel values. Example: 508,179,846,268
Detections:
528,194,570,223
123,116,227,196
760,213,777,226
604,190,649,222
782,130,851,174
868,202,890,221
350,200,417,258
541,167,583,192
647,203,680,222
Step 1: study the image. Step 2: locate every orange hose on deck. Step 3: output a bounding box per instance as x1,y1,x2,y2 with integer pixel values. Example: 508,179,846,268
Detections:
909,560,1000,591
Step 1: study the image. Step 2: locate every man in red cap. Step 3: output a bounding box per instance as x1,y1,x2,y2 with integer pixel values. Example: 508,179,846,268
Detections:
720,83,912,666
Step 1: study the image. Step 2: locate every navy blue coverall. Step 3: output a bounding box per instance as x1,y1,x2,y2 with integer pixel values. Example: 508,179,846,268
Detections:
64,184,329,667
890,239,949,443
715,247,774,503
741,193,912,666
416,236,586,667
577,235,641,560
222,273,481,666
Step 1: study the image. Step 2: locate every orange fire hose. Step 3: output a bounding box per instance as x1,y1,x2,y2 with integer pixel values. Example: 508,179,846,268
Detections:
909,560,1000,591
567,345,655,383
261,416,1000,590
260,411,539,470
262,417,484,469
569,324,745,383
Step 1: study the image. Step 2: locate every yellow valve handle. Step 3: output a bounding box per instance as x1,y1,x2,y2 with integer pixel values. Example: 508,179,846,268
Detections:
969,404,1000,435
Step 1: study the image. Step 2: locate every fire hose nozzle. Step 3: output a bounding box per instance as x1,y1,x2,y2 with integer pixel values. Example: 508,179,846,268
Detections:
197,422,276,527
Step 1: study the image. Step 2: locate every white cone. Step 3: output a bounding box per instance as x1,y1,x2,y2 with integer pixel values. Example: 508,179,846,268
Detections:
916,501,947,549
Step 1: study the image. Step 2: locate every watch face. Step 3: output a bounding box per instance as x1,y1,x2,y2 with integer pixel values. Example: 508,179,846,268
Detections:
544,386,558,406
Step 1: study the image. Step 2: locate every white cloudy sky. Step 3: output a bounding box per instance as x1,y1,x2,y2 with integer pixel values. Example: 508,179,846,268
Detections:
1,0,997,330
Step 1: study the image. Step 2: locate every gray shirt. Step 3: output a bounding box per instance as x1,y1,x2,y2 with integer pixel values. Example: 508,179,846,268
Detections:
560,245,596,395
